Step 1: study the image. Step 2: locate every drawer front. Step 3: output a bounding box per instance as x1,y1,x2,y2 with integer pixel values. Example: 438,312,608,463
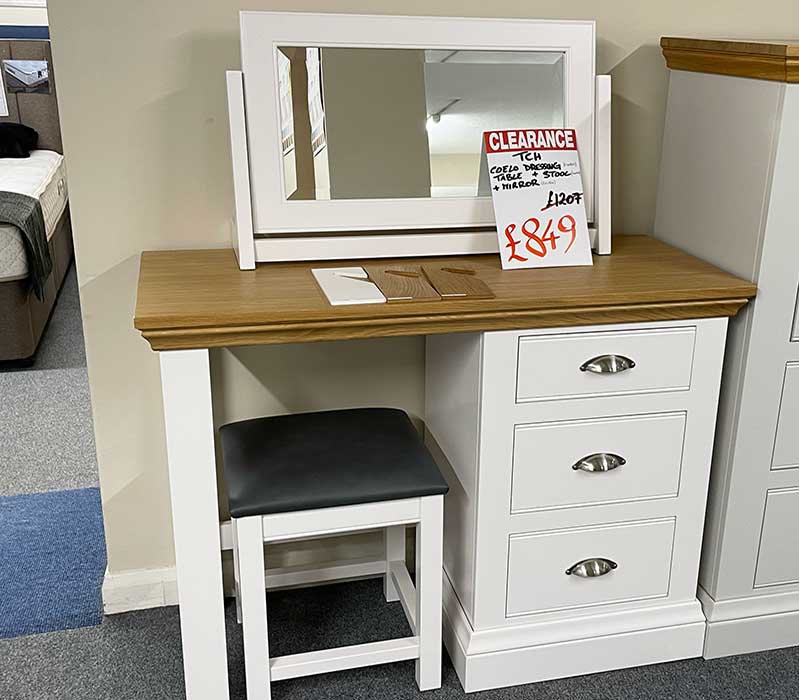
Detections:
511,412,686,512
506,518,675,616
516,327,696,402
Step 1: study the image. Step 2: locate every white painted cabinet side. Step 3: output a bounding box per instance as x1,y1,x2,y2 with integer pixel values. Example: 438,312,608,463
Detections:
654,71,783,281
471,330,522,629
660,76,799,604
699,302,754,594
711,85,799,599
654,71,790,600
425,333,484,624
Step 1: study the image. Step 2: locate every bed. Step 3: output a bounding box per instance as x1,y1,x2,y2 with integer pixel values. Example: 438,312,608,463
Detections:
0,38,72,363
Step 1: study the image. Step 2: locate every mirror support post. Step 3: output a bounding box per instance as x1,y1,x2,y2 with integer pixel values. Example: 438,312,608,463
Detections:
594,74,612,255
226,70,256,270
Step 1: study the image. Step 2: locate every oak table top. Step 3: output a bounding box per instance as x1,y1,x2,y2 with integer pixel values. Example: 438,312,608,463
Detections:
134,235,757,351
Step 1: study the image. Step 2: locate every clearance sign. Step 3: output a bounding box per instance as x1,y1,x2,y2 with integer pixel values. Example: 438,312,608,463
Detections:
483,128,593,270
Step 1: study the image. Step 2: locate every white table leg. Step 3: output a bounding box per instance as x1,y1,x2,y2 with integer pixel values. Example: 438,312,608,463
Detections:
160,349,229,700
415,495,444,691
236,516,271,700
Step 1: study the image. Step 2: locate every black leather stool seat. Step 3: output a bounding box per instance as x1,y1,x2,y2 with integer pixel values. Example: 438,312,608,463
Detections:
220,408,449,518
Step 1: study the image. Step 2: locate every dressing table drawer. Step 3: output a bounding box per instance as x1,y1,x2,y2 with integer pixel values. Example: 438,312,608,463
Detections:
505,518,675,616
511,411,687,513
515,326,696,402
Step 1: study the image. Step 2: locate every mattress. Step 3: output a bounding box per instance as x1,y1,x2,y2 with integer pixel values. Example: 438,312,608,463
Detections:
0,150,68,282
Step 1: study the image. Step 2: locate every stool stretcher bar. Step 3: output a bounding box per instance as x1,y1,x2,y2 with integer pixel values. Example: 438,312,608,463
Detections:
389,559,418,634
270,636,420,681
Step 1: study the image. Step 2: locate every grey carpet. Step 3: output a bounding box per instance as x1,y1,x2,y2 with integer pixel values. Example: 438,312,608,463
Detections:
0,578,797,700
0,265,98,495
0,367,98,494
30,265,87,371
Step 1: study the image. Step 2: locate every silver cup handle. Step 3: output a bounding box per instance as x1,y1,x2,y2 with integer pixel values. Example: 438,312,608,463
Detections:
565,558,618,577
580,354,636,374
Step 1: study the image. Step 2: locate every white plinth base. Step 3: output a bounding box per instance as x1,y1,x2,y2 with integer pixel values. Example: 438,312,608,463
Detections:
443,574,706,693
699,586,799,659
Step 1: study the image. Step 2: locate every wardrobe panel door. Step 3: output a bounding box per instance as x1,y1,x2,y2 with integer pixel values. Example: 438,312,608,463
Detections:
755,488,799,587
772,363,799,470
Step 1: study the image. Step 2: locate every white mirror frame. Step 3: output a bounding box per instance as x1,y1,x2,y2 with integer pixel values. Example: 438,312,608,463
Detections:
229,12,610,268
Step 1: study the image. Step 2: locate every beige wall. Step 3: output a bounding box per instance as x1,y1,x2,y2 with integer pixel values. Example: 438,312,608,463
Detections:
46,0,799,578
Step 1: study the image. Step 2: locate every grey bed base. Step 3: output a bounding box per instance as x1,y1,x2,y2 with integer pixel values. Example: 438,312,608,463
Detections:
0,206,73,362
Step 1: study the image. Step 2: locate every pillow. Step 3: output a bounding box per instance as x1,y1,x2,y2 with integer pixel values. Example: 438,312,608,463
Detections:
0,122,39,158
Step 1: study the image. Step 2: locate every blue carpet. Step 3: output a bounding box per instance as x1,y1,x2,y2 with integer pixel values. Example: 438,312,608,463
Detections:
0,487,106,638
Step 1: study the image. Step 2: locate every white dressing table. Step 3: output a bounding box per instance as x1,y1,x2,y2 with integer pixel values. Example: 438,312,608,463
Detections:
134,238,755,696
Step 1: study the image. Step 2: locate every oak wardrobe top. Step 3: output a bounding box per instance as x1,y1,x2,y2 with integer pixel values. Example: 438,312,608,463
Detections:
134,235,756,351
662,37,799,82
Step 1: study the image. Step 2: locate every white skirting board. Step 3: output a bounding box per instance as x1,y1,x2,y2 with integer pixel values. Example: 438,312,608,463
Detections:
102,557,387,615
104,523,387,614
443,573,706,693
102,566,179,615
698,586,799,658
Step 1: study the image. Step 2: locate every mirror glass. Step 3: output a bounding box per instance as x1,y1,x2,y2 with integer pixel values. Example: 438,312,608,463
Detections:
277,47,565,201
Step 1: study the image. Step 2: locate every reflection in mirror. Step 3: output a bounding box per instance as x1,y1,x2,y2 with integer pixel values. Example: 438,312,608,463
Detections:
277,47,565,201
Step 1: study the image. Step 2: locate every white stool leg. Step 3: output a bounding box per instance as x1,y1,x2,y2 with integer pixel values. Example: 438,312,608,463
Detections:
231,519,243,625
235,516,271,700
415,495,444,691
384,525,405,602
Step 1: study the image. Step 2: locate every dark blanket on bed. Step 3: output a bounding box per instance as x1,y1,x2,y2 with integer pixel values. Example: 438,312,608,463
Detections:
0,191,51,299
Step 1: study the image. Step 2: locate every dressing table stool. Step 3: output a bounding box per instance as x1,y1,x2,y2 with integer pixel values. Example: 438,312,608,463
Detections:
219,408,449,698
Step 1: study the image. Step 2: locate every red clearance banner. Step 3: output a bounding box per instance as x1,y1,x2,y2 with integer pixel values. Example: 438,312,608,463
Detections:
484,128,577,154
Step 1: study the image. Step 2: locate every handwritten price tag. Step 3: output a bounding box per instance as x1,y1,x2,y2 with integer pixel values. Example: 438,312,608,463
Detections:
483,129,593,270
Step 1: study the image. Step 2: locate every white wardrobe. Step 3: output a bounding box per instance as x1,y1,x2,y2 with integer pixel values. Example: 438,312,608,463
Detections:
656,38,799,658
